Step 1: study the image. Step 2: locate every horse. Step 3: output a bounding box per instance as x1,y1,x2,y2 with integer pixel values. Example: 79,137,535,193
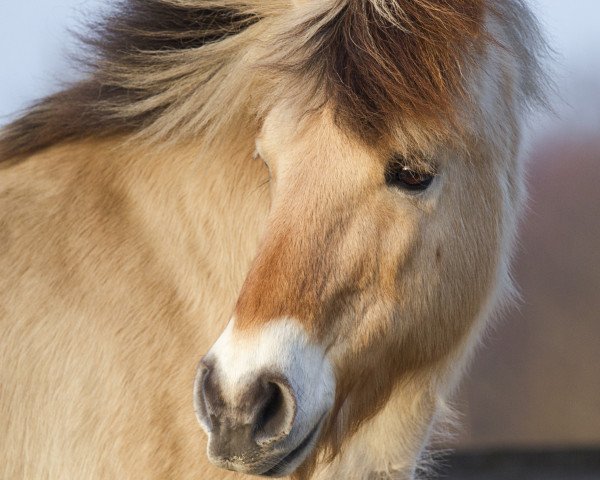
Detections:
0,0,547,478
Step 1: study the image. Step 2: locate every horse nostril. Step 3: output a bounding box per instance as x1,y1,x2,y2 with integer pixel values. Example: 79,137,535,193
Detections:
253,377,296,444
194,364,297,454
257,383,283,435
194,360,224,432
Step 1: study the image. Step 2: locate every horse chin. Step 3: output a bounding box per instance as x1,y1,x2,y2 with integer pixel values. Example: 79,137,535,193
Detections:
207,414,326,478
258,414,327,477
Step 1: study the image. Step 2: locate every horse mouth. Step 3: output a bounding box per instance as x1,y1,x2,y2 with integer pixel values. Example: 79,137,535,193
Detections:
259,415,326,477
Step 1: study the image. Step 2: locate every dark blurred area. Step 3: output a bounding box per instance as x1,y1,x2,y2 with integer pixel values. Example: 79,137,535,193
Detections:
439,449,600,480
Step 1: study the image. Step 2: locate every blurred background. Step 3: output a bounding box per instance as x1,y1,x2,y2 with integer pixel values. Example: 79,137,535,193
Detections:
454,0,600,453
1,0,599,477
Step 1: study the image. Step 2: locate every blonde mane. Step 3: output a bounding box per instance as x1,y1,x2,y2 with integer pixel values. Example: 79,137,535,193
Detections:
0,0,546,160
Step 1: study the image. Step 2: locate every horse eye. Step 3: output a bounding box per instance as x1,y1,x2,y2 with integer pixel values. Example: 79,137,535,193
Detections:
385,160,435,192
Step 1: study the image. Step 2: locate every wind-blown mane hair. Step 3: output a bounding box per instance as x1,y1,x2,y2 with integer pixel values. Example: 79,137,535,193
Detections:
0,0,546,158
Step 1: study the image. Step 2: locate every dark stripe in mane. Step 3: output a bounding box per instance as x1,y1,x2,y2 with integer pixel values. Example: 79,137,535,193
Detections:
95,0,256,58
276,0,486,143
0,0,258,161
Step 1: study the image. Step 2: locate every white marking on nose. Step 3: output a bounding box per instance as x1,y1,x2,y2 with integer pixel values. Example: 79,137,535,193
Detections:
201,318,335,439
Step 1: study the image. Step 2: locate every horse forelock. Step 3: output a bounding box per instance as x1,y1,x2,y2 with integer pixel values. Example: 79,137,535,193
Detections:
265,0,488,145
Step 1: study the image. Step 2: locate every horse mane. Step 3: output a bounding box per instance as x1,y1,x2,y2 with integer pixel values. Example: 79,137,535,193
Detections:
0,0,547,161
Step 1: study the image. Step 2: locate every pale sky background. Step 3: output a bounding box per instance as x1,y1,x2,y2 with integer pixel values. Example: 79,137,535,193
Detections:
1,1,599,139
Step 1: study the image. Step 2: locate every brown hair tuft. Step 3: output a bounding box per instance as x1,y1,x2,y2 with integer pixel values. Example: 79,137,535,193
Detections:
272,0,486,142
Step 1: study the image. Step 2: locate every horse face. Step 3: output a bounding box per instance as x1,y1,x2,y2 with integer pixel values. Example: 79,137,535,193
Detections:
195,101,507,476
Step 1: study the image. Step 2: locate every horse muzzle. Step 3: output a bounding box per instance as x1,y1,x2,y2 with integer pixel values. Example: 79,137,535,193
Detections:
193,318,335,477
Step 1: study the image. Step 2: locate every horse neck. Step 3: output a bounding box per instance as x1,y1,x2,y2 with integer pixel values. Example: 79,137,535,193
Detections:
86,132,270,316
